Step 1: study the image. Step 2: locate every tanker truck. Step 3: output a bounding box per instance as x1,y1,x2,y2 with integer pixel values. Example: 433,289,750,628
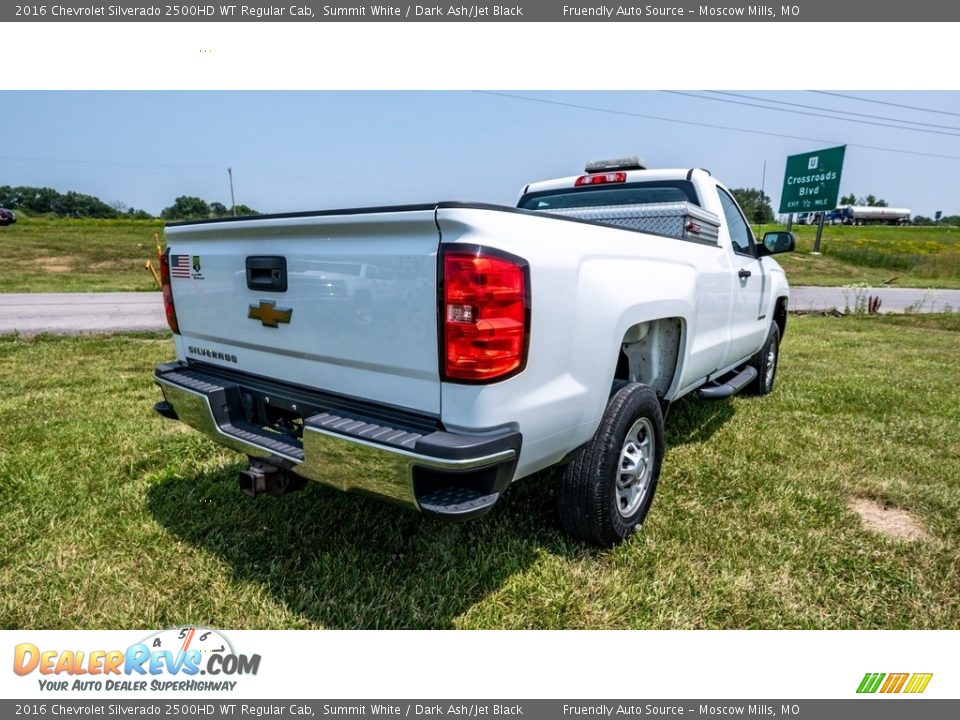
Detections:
833,205,911,225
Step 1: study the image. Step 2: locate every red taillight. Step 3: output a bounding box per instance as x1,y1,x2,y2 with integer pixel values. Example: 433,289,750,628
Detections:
442,249,528,383
574,172,627,187
158,248,180,334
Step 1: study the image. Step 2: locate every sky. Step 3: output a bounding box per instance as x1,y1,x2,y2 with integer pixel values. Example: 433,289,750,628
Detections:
2,90,959,218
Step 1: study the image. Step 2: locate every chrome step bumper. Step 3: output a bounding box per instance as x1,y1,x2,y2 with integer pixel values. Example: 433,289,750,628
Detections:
154,362,520,518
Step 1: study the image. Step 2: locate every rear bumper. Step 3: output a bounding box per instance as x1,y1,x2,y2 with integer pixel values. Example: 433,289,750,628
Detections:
153,362,520,519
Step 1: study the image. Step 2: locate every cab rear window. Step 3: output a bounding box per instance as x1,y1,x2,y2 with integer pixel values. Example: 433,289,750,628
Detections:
518,180,699,211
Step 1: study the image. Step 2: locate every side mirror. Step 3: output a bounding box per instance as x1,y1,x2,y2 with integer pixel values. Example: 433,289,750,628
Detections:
759,231,796,256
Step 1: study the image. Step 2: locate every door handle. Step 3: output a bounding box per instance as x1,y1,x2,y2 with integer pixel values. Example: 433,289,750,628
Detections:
738,268,752,279
246,256,288,292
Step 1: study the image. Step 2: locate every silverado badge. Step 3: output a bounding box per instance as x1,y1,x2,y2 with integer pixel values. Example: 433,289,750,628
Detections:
248,300,293,328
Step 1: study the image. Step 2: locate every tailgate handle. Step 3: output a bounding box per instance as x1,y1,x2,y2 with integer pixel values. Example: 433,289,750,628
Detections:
246,256,287,292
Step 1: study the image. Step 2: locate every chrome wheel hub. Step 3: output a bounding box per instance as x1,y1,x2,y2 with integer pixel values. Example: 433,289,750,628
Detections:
765,342,777,388
616,417,655,518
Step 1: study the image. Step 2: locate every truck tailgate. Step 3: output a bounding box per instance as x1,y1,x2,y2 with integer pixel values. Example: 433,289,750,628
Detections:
164,208,441,414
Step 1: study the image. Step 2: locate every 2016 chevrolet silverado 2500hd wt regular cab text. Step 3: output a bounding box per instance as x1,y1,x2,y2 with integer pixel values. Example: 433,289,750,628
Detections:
153,158,795,546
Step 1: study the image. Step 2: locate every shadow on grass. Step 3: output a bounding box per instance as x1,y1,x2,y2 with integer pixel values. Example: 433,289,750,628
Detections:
665,396,736,448
146,464,578,629
146,398,737,628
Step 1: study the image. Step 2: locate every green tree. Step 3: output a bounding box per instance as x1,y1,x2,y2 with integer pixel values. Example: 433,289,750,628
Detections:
160,197,258,220
730,187,774,224
858,194,888,207
60,191,118,218
911,216,933,225
0,185,123,218
160,196,211,220
841,193,890,208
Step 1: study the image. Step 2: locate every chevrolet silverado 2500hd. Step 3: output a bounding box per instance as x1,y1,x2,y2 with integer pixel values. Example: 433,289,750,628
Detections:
153,159,794,546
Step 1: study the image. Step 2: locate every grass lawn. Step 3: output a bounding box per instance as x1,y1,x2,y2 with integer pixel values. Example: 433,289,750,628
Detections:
764,224,960,289
0,215,163,292
1,316,958,629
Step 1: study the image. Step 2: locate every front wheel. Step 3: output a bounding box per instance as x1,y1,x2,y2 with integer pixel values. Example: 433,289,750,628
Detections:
556,383,664,547
746,322,781,396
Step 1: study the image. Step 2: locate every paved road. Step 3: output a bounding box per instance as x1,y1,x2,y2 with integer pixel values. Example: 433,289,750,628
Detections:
789,286,960,313
0,293,166,335
2,287,959,335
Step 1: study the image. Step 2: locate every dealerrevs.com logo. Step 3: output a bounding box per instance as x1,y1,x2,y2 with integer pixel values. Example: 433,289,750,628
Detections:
13,627,260,693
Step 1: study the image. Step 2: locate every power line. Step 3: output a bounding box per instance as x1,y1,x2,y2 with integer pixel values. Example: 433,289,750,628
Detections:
0,154,223,172
810,91,960,118
708,91,960,132
664,90,960,138
252,169,459,198
474,91,960,162
0,154,462,197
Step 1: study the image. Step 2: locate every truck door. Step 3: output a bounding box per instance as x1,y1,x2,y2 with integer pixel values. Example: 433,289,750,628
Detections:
717,189,767,366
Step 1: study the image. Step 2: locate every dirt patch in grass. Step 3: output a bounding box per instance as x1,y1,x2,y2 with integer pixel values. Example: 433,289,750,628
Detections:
89,260,136,271
848,497,931,542
29,256,76,273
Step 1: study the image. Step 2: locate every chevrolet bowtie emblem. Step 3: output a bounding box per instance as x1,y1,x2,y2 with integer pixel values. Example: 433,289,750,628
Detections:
248,300,293,328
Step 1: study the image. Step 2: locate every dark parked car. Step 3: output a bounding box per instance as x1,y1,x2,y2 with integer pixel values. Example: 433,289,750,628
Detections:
0,208,16,226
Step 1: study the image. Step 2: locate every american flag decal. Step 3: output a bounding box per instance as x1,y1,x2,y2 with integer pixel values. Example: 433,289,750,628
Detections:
171,254,192,278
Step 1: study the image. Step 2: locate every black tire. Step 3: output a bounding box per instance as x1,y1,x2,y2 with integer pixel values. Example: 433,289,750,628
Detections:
556,383,664,547
746,322,781,396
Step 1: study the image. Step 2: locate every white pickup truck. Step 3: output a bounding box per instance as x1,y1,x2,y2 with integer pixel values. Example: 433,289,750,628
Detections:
153,159,794,546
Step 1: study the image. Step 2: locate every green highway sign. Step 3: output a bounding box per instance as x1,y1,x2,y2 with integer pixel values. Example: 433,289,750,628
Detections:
779,145,846,214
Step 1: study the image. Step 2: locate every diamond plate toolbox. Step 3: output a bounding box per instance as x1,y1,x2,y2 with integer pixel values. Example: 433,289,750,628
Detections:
537,201,721,244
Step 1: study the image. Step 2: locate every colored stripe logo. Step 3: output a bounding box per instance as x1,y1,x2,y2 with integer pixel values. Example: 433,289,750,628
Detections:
857,672,933,694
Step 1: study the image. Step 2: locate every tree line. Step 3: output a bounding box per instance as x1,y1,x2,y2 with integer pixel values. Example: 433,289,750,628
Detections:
159,196,257,220
0,185,258,220
839,193,888,207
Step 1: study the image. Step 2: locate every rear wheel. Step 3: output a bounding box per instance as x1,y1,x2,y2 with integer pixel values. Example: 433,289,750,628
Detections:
556,383,664,547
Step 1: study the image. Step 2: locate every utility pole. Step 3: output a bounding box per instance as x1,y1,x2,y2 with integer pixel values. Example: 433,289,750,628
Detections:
759,160,767,233
813,210,826,253
227,167,237,216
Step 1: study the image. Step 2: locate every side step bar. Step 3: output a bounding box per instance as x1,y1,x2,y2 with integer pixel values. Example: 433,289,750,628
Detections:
698,365,758,400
